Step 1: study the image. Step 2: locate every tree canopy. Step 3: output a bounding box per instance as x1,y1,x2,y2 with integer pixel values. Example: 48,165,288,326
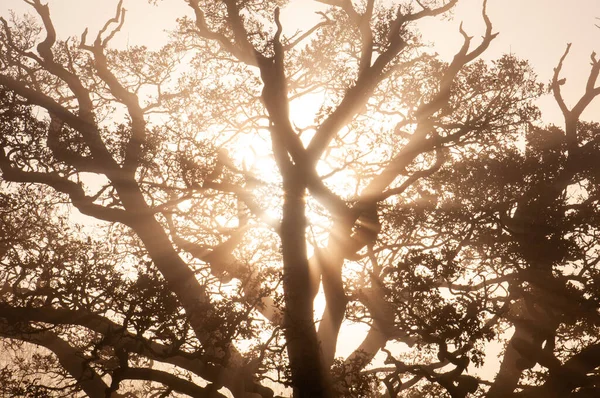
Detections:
1,0,600,397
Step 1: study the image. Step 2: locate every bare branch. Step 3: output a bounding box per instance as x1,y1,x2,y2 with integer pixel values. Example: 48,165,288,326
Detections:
97,0,126,47
551,43,572,117
282,15,333,51
551,43,600,152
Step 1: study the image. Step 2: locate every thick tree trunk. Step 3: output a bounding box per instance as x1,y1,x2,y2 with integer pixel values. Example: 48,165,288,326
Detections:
487,323,537,398
317,246,347,368
281,176,331,397
488,300,552,398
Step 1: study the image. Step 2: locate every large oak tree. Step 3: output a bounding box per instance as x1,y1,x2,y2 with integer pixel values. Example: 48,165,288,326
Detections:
1,0,599,397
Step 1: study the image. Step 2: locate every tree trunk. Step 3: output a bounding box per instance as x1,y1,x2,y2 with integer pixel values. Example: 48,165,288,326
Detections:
281,174,332,397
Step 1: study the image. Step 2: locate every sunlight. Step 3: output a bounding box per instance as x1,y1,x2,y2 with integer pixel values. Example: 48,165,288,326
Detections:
313,283,326,324
289,93,322,135
177,199,192,212
5,0,600,395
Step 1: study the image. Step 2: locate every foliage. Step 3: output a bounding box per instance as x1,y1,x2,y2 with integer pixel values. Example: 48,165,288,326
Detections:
1,0,600,397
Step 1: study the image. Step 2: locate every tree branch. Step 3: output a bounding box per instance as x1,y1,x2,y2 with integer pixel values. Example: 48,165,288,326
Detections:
0,320,108,398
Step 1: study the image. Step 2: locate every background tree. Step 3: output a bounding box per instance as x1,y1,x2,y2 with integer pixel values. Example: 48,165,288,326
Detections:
1,0,599,397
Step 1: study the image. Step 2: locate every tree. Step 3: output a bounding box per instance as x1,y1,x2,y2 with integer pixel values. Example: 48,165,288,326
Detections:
1,0,599,397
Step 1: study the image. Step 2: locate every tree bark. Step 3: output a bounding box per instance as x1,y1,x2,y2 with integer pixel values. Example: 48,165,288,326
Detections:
281,172,331,397
488,300,552,398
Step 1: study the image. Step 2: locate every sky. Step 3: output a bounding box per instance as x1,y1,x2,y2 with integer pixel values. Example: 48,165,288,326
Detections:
1,0,600,369
420,0,600,124
1,0,599,124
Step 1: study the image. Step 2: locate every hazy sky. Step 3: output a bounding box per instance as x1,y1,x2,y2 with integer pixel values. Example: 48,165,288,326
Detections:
1,0,599,129
1,0,599,124
421,0,600,124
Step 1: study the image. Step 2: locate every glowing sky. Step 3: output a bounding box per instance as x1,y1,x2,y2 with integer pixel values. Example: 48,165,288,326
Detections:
420,0,600,124
1,0,599,124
